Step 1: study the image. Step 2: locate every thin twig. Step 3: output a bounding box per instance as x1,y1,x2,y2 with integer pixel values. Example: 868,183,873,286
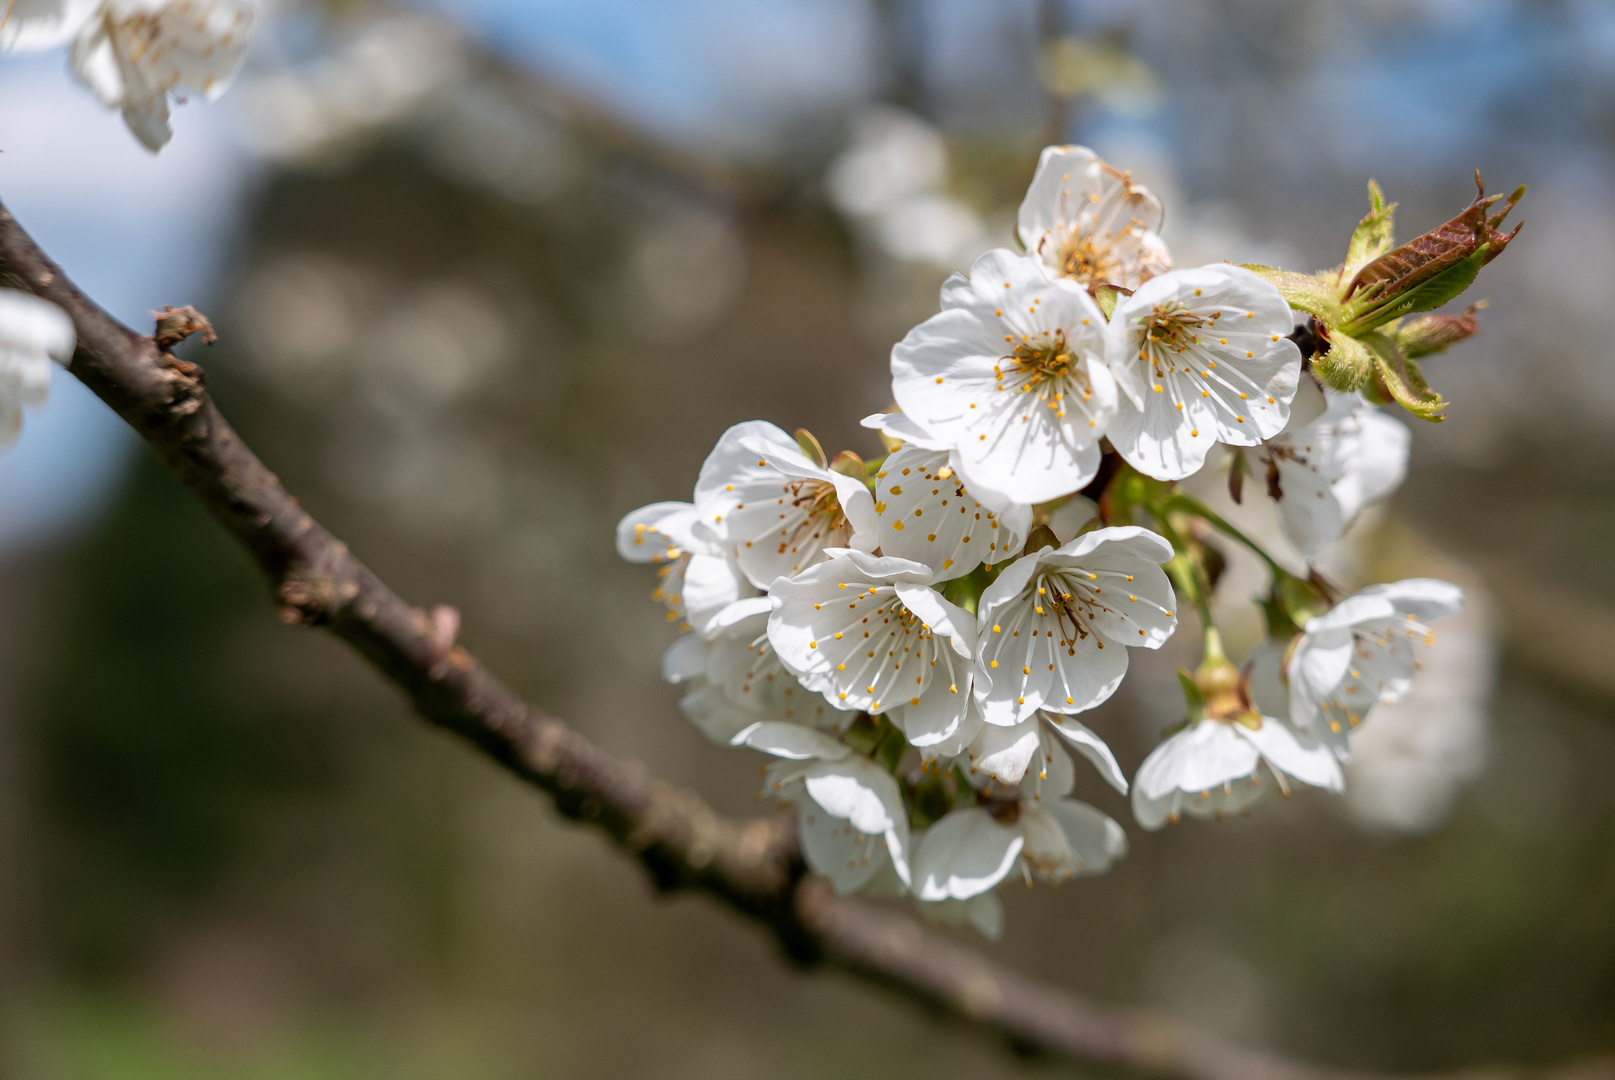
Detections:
0,201,1606,1080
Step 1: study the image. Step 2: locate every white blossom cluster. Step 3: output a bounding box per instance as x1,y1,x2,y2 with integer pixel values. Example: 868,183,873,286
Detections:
1,0,261,151
619,146,1465,934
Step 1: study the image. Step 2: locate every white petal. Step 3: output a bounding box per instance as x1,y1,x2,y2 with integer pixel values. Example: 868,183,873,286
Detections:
860,411,951,452
0,290,76,363
678,680,762,745
0,0,101,50
1132,721,1259,814
872,445,1027,579
801,757,910,884
662,634,708,684
734,721,849,760
615,501,696,564
967,714,1040,785
1046,800,1129,873
913,808,1023,900
1238,720,1344,792
1040,713,1127,793
799,808,887,894
681,552,751,638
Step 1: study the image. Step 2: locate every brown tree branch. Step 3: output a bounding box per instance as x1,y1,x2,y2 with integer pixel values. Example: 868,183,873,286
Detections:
0,201,1606,1080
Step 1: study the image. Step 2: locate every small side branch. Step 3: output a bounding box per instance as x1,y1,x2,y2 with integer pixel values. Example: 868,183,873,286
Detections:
0,201,1605,1080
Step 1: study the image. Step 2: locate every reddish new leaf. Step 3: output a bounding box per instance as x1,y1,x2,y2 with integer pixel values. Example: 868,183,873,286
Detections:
1344,173,1523,302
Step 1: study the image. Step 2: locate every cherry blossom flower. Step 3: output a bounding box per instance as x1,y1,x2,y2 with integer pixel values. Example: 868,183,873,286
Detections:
1104,265,1302,481
859,416,1030,579
1131,714,1342,829
693,421,879,591
974,526,1177,726
0,0,99,49
0,289,75,446
1255,378,1410,554
890,248,1117,505
615,500,750,638
670,597,856,744
913,738,1127,902
1286,578,1465,755
735,720,911,890
767,549,977,751
1,0,263,151
1016,144,1170,291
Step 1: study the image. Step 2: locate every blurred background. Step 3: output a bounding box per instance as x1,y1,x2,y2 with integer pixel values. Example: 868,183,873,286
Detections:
1,1,1613,1076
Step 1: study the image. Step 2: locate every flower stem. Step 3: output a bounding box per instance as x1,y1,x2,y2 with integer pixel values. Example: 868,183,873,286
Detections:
1162,492,1287,581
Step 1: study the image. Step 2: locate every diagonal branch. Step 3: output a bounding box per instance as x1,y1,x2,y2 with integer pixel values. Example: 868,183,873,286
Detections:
0,201,1605,1080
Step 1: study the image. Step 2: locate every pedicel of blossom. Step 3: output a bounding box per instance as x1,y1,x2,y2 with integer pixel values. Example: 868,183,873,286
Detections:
1286,578,1465,757
615,501,750,638
0,289,76,446
1252,378,1410,555
666,597,857,745
1016,144,1171,292
734,720,911,891
693,420,879,591
767,549,978,751
974,526,1177,726
889,248,1118,506
45,0,262,152
860,412,1030,580
1104,264,1302,482
913,737,1127,903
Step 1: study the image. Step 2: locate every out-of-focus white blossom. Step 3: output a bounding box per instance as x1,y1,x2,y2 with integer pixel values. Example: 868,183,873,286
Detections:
4,0,264,151
0,289,75,446
1287,578,1465,756
891,248,1116,505
693,421,879,590
1342,583,1493,832
1017,144,1170,291
975,526,1177,725
1256,379,1409,555
825,106,988,270
1104,265,1301,481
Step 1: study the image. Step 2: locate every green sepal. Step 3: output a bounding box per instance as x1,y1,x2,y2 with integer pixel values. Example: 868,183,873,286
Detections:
1240,264,1344,322
794,428,827,468
1175,666,1205,722
1363,332,1447,421
1094,284,1119,320
1312,330,1375,393
1278,572,1330,629
909,764,954,829
872,721,910,774
1341,180,1397,281
1234,712,1264,732
830,450,871,485
1260,595,1301,639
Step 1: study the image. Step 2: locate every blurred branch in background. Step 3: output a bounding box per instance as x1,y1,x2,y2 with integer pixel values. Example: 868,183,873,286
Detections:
1,199,1610,1080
